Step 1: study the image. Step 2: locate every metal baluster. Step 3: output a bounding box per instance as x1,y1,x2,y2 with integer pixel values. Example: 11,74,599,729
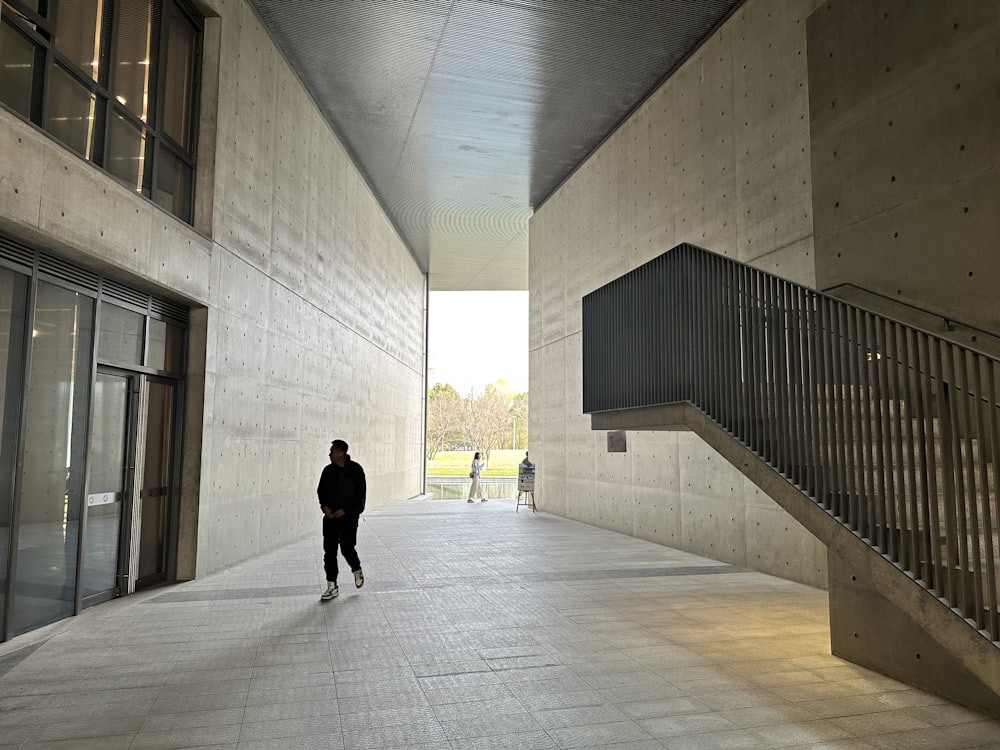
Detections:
806,292,823,500
827,299,842,519
923,334,945,596
957,348,981,625
951,344,973,617
788,285,804,489
856,310,877,544
898,325,921,577
880,317,900,562
836,301,857,528
722,259,737,434
984,358,1000,640
939,340,962,605
971,352,992,633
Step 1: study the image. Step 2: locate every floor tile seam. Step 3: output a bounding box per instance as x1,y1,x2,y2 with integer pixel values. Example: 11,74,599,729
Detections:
232,619,264,729
740,716,862,745
399,597,558,746
324,580,392,747
147,617,212,718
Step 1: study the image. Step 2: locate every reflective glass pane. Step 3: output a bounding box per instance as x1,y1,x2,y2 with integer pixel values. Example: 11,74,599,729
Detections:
13,282,94,635
0,269,29,629
112,0,152,122
81,373,127,599
106,112,146,192
0,19,39,118
44,64,97,158
161,9,196,149
98,302,143,365
54,0,103,80
146,319,183,372
153,145,192,221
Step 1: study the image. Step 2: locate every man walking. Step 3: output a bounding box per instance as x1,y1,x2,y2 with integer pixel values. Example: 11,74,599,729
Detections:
318,439,366,600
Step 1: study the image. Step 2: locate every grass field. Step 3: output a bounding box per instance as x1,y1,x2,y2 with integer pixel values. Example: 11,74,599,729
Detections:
427,449,527,476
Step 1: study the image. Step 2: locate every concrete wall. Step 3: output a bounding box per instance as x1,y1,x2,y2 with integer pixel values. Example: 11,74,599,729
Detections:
809,1,1000,337
528,0,828,588
0,0,426,578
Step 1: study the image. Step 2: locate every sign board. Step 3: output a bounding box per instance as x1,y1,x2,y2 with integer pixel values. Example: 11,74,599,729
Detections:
517,465,535,492
607,431,627,452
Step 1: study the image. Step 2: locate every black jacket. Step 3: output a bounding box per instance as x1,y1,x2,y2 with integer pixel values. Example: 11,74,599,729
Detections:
317,456,367,516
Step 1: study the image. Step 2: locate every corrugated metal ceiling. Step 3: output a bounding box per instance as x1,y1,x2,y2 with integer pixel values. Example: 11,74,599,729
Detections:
248,0,744,290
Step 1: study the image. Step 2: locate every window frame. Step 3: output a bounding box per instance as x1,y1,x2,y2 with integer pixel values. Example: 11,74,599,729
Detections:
0,0,203,223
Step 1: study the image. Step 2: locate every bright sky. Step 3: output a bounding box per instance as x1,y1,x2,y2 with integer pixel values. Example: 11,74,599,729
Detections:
428,291,528,395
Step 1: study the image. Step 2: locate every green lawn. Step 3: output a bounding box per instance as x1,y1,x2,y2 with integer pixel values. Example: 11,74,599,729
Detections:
427,449,526,476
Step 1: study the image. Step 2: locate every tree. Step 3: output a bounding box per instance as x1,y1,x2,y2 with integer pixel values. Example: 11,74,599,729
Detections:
427,383,463,460
463,384,511,464
509,391,528,449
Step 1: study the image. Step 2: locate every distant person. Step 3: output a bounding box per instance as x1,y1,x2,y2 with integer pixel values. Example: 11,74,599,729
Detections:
468,451,487,503
520,451,534,469
317,439,366,600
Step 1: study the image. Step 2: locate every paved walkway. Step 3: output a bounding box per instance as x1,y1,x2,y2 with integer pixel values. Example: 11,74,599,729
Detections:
1,497,998,750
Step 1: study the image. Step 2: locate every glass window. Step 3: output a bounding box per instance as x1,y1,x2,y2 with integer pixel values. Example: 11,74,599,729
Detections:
153,145,191,221
44,64,98,158
112,0,152,122
1,0,201,223
106,111,147,192
13,282,94,635
0,19,40,118
98,302,143,365
146,318,183,371
54,0,103,81
0,268,29,631
161,8,195,148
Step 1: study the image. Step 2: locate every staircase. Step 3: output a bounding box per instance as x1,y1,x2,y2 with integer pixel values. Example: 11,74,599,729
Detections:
582,243,1000,714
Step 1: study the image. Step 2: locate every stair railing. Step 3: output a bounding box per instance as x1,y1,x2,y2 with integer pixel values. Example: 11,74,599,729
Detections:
583,243,1000,641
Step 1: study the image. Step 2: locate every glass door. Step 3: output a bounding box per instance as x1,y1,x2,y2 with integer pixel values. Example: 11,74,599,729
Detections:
81,371,136,605
134,378,175,588
80,372,177,602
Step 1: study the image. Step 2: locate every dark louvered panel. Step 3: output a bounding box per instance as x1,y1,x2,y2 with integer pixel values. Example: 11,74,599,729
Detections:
150,296,189,324
102,278,150,311
0,235,35,273
38,251,99,294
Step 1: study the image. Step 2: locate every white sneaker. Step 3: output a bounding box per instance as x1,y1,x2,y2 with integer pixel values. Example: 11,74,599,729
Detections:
353,569,364,589
320,582,338,600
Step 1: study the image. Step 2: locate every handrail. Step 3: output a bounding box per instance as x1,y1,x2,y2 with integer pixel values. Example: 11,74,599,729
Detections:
823,282,1000,362
583,243,1000,642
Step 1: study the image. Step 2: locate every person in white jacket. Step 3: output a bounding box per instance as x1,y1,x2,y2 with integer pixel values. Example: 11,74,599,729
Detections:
468,451,487,503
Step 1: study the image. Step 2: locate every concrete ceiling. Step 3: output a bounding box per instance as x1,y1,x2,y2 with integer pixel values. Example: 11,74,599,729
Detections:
248,0,744,291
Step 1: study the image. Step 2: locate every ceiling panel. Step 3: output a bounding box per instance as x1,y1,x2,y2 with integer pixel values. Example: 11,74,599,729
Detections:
249,0,743,290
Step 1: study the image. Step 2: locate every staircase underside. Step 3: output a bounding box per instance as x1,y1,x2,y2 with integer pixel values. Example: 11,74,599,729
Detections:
591,403,1000,717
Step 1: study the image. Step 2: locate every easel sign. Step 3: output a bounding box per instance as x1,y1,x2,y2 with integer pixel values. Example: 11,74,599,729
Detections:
517,465,536,512
517,466,535,492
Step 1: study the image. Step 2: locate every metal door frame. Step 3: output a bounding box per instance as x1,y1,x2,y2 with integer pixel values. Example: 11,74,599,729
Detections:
132,374,178,591
80,366,140,608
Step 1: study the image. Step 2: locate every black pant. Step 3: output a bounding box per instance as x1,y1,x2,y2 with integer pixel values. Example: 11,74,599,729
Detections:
323,515,361,583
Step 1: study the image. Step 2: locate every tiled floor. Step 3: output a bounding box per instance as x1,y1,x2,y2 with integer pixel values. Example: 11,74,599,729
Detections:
1,497,999,750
